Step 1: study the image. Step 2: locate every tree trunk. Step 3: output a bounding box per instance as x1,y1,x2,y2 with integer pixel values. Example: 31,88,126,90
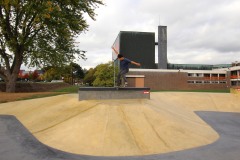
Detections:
4,48,23,93
6,78,17,93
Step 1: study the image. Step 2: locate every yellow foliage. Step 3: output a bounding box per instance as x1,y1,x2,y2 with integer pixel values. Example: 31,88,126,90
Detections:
2,0,10,11
47,1,52,6
34,17,40,22
44,13,51,19
48,7,54,12
3,0,10,5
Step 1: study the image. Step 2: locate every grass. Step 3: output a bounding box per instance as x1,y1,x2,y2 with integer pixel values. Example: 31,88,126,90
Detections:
16,88,231,102
52,85,79,93
53,86,231,94
0,85,231,104
19,85,80,101
0,85,80,103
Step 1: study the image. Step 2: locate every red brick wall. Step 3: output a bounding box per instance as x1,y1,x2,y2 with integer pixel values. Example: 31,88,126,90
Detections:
128,71,228,90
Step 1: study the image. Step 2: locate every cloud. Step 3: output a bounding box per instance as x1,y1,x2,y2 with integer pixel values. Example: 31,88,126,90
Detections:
75,0,240,69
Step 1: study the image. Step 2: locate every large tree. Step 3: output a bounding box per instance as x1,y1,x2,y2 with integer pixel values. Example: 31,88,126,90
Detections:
92,62,116,87
0,0,103,92
83,67,95,86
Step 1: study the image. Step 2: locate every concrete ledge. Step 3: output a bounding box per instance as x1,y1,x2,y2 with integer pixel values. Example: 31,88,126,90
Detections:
126,75,145,78
78,87,150,100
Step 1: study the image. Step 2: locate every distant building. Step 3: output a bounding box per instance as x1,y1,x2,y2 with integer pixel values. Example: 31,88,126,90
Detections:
112,26,238,90
232,61,240,66
112,31,156,69
230,66,240,87
127,66,240,90
167,63,232,70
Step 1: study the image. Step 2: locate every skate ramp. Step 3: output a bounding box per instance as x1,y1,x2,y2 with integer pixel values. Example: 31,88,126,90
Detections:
1,111,240,160
0,92,240,156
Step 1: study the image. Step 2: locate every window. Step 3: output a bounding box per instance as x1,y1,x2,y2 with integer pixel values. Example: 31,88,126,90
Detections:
211,81,219,84
219,81,226,84
196,81,202,84
188,73,193,77
231,81,237,86
187,81,195,84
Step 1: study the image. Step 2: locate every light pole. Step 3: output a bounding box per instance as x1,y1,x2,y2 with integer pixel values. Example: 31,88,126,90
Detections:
71,62,73,85
71,41,81,85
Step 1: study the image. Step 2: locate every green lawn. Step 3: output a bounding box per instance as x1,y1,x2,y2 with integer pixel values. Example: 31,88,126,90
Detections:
54,86,230,94
19,86,80,101
1,85,230,104
52,85,79,93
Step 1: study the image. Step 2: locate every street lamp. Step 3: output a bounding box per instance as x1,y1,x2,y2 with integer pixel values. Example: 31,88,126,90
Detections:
71,41,81,85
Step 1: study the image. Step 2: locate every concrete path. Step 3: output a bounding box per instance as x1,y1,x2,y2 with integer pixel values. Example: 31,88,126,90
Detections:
1,111,240,160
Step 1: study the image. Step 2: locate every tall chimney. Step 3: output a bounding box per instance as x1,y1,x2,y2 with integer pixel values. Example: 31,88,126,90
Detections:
158,26,167,69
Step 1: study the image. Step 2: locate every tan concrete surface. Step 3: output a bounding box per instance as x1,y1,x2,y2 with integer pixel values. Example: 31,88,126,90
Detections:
0,92,240,156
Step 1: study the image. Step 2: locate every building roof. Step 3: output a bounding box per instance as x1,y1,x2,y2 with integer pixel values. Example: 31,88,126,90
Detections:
130,68,226,74
167,63,232,70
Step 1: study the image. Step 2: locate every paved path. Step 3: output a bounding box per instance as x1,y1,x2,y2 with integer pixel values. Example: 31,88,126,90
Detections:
0,111,240,160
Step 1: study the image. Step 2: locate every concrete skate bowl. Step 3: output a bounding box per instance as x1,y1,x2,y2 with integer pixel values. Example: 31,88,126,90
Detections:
0,92,240,157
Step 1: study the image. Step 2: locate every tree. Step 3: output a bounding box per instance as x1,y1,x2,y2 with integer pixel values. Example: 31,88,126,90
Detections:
30,70,39,81
41,63,84,83
0,0,103,92
71,62,84,84
93,62,115,87
83,68,96,86
72,62,84,79
22,73,29,80
42,67,58,82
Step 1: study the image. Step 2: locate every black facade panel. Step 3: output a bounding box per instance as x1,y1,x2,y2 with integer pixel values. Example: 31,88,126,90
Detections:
119,31,156,69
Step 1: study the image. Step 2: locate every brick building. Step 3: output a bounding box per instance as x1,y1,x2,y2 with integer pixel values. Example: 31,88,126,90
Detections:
112,26,240,91
126,66,240,90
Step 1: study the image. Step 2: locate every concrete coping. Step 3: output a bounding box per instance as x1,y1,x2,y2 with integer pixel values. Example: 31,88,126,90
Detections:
126,75,145,78
79,87,150,91
78,87,151,100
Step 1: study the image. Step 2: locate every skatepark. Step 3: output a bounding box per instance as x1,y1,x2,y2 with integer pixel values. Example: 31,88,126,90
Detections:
1,91,240,160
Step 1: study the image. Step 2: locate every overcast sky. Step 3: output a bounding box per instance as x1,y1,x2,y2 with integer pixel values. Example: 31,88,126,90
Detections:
75,0,240,69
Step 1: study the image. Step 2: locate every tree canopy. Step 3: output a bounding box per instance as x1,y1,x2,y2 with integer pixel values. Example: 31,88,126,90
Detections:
92,62,115,87
83,62,118,87
0,0,103,92
42,62,85,83
83,67,96,86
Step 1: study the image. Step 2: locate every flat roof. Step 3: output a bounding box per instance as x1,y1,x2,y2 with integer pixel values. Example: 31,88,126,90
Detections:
129,68,227,74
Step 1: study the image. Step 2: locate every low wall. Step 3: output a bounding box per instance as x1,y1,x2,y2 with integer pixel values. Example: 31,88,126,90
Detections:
79,87,150,100
0,82,70,92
